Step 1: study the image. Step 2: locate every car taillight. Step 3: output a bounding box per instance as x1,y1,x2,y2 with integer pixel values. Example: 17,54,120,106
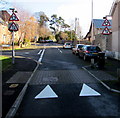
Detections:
85,51,90,53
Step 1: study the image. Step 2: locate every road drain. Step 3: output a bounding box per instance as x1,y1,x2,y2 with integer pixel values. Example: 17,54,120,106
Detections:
9,84,19,88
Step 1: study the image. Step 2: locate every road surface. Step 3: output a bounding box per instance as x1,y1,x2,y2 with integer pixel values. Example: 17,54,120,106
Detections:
3,43,120,118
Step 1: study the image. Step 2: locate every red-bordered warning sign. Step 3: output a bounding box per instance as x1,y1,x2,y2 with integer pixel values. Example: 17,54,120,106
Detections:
102,19,111,26
102,27,111,35
9,13,19,21
8,22,19,31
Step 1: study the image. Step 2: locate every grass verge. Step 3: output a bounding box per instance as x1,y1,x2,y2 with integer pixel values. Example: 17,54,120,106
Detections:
1,43,40,51
0,56,12,71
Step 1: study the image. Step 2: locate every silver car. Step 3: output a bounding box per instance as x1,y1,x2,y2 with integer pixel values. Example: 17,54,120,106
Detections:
72,44,84,55
63,42,72,49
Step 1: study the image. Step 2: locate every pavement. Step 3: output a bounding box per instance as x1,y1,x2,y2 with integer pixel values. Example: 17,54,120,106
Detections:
83,58,120,92
2,57,37,118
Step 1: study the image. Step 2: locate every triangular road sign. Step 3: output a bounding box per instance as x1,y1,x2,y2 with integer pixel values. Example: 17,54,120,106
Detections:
102,27,111,35
102,19,111,26
9,13,19,21
79,84,101,96
8,22,18,31
35,85,58,99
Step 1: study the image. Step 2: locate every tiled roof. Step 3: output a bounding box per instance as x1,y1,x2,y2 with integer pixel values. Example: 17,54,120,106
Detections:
92,19,112,29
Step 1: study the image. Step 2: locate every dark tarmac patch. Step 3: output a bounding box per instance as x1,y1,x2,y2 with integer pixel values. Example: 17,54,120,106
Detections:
3,90,15,96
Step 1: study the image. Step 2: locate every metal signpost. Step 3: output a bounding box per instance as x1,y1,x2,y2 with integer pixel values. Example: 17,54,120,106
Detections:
102,18,111,35
102,18,111,51
8,8,19,64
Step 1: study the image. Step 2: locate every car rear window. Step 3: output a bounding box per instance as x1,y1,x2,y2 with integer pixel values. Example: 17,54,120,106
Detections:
66,43,71,45
87,46,101,51
78,45,84,48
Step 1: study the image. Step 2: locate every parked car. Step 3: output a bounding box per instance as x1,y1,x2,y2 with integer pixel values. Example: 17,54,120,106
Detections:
78,45,101,61
63,42,72,49
72,44,84,55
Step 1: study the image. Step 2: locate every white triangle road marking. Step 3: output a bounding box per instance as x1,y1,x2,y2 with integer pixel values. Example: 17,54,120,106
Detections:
79,84,101,96
35,85,58,99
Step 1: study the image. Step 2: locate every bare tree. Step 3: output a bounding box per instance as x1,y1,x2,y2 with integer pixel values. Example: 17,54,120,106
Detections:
13,7,38,46
38,26,51,40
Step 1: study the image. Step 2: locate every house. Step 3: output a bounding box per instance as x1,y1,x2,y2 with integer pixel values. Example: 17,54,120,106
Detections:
0,17,11,44
84,19,112,51
0,10,11,44
109,0,120,60
0,10,20,45
0,10,10,22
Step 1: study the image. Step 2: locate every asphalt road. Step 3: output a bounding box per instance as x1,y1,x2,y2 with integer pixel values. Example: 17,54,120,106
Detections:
3,43,120,118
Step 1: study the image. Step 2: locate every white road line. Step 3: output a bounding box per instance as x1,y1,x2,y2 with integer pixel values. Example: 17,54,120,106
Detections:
25,52,29,54
38,49,45,63
38,50,42,55
58,48,62,53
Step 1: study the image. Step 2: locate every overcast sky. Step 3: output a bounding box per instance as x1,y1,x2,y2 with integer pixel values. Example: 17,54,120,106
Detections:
6,0,114,36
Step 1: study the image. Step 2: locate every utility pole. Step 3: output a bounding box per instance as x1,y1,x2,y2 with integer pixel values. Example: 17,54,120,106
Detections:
91,0,94,45
10,8,15,64
74,18,77,46
12,30,15,64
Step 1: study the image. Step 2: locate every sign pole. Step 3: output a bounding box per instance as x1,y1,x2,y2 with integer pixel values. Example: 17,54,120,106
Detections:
12,31,15,64
9,8,19,64
102,17,111,51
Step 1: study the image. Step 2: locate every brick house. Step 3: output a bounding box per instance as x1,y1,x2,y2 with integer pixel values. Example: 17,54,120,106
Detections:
109,0,120,60
84,19,112,51
0,18,11,44
0,10,11,44
0,10,20,45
